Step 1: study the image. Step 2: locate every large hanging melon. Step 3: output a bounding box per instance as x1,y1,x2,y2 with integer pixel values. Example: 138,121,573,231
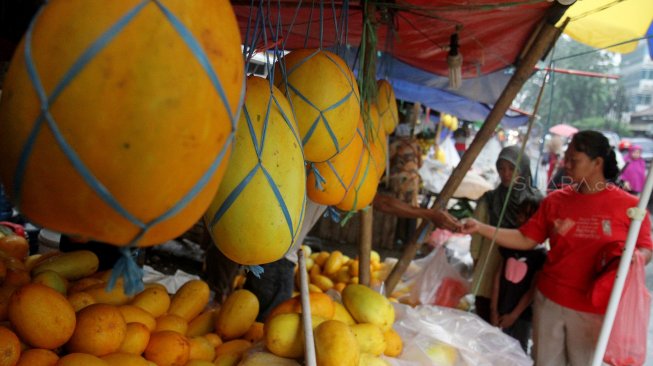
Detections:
377,80,398,135
306,119,365,206
274,49,360,163
0,0,244,246
205,76,306,265
335,127,379,212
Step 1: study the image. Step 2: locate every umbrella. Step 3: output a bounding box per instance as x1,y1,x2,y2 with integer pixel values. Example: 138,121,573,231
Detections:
559,0,653,54
549,123,578,137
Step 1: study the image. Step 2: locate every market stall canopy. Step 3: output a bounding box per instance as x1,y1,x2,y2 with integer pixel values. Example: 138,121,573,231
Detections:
231,0,555,78
560,0,653,54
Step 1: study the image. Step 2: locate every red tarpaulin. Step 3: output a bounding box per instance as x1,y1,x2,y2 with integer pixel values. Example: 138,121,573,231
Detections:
231,0,553,78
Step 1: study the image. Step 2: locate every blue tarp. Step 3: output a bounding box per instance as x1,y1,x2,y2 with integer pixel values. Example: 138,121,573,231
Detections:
646,22,653,60
340,49,531,128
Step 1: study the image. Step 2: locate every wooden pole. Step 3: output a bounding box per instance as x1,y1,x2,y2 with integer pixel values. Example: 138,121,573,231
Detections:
384,17,566,296
298,248,317,366
358,0,378,287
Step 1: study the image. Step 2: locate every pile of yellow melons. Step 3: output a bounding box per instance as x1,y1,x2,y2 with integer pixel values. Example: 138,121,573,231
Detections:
0,247,403,366
296,245,390,295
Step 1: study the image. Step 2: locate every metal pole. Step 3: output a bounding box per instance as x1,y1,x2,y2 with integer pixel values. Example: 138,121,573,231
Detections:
591,171,653,366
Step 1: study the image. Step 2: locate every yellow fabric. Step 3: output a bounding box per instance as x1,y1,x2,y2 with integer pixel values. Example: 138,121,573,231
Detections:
558,0,653,54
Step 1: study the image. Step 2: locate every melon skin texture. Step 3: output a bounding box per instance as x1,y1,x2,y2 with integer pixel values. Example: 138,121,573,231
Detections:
0,0,244,246
274,49,360,163
206,76,306,265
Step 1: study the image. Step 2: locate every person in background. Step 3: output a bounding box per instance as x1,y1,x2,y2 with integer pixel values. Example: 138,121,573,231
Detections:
462,130,653,366
619,144,647,196
453,123,470,157
544,135,563,184
470,145,542,323
491,197,546,353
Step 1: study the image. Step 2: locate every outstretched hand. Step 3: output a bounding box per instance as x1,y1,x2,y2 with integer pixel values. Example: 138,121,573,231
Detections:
426,209,462,232
459,218,480,234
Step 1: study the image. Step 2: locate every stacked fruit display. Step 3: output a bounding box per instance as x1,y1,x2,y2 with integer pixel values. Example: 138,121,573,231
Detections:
0,247,403,366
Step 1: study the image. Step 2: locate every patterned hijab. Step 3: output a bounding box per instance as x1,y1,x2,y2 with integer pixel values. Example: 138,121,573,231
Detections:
485,146,543,228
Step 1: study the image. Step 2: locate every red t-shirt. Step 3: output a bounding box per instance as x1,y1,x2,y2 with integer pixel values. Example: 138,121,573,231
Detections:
519,185,653,314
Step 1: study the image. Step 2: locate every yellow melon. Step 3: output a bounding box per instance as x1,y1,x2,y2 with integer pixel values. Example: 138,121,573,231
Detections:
214,339,252,365
264,313,304,359
155,314,188,335
101,353,151,366
16,348,59,366
366,104,388,177
335,127,379,212
67,291,96,312
274,49,360,162
377,80,398,135
306,119,365,206
0,326,20,366
118,322,150,355
8,283,76,349
383,328,403,357
56,353,108,366
342,284,395,331
168,280,210,321
186,308,217,337
215,289,259,340
144,331,190,366
130,286,170,317
118,305,156,331
205,76,305,265
67,303,127,356
187,336,216,362
314,320,359,366
0,0,244,246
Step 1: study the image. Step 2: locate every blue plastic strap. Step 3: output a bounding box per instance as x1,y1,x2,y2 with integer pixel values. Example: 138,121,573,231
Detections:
261,165,295,239
154,0,238,126
245,264,265,278
326,160,345,190
310,163,326,190
272,93,303,150
209,164,260,227
323,206,341,223
107,246,145,296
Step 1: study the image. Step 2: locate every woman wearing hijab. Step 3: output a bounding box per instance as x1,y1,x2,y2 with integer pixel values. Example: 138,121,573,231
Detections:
619,144,647,195
470,145,543,323
463,131,653,366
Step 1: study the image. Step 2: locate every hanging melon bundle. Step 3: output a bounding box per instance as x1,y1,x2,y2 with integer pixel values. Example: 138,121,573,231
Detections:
377,80,398,135
335,123,379,212
306,118,365,206
0,0,244,246
365,103,388,178
205,76,306,265
274,49,360,163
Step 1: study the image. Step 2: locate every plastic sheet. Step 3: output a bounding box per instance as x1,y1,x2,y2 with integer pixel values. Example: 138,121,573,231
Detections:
386,303,533,366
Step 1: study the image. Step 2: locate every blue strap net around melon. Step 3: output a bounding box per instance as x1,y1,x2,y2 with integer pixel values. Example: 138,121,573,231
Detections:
283,49,359,160
15,0,244,294
207,79,306,268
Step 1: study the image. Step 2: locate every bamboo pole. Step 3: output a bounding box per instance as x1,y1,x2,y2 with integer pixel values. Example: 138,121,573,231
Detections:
384,16,567,296
298,248,317,366
358,0,378,287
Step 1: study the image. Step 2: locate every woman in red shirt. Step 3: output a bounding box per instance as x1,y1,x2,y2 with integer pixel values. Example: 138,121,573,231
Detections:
462,131,653,366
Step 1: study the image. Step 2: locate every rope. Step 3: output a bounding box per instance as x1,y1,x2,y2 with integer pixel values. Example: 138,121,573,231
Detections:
19,0,242,288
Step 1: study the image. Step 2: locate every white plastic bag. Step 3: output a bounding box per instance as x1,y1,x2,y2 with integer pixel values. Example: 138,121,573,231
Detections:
388,303,533,366
409,247,469,308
